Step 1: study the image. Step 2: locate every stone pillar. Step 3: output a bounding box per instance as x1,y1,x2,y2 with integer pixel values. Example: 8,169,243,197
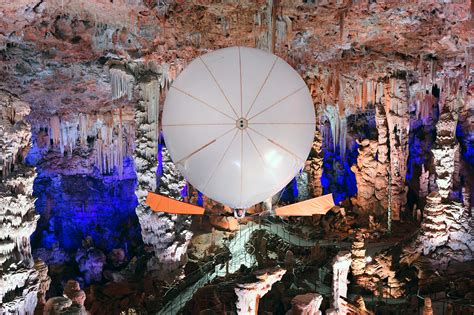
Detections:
235,268,286,315
384,78,409,221
374,103,389,210
327,251,352,315
133,67,191,278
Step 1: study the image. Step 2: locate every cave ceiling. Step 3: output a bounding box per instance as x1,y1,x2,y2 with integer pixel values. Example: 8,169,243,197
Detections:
0,0,472,121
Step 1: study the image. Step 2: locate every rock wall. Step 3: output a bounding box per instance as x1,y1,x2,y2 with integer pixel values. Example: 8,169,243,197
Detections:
0,92,44,314
32,173,139,252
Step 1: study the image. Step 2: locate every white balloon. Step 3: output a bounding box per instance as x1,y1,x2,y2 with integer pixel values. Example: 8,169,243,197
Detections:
162,47,315,209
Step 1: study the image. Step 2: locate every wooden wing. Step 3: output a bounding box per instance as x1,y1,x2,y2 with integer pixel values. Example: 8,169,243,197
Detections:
275,194,335,216
146,192,205,215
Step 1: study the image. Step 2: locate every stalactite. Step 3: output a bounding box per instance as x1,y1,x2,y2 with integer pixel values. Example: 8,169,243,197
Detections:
141,79,160,148
323,104,350,157
110,68,135,100
256,0,274,52
49,116,61,147
361,79,367,110
38,109,135,178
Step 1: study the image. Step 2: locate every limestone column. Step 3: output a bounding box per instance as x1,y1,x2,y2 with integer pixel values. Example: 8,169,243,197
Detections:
132,65,190,277
384,78,409,221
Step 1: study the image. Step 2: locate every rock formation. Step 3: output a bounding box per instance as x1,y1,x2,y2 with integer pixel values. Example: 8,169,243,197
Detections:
132,65,192,278
34,259,51,309
234,267,286,315
352,92,472,298
0,1,472,314
432,110,459,198
287,293,323,315
385,79,410,221
0,92,44,314
75,245,107,284
350,231,366,280
305,130,324,197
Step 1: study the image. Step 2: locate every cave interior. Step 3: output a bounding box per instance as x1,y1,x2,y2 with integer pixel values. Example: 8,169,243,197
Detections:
0,0,473,314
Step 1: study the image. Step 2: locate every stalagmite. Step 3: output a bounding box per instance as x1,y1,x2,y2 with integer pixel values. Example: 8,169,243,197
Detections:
234,267,286,315
34,259,51,308
350,231,366,279
419,165,430,198
327,251,352,315
422,297,433,315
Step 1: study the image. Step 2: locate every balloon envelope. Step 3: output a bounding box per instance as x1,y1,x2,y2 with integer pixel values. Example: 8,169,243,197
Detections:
162,46,315,209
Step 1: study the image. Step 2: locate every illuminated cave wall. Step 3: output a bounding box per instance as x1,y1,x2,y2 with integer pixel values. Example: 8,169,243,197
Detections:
27,108,142,254
31,165,139,252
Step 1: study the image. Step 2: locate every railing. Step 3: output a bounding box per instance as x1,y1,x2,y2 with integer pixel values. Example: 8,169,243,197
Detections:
157,218,398,314
158,219,340,314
